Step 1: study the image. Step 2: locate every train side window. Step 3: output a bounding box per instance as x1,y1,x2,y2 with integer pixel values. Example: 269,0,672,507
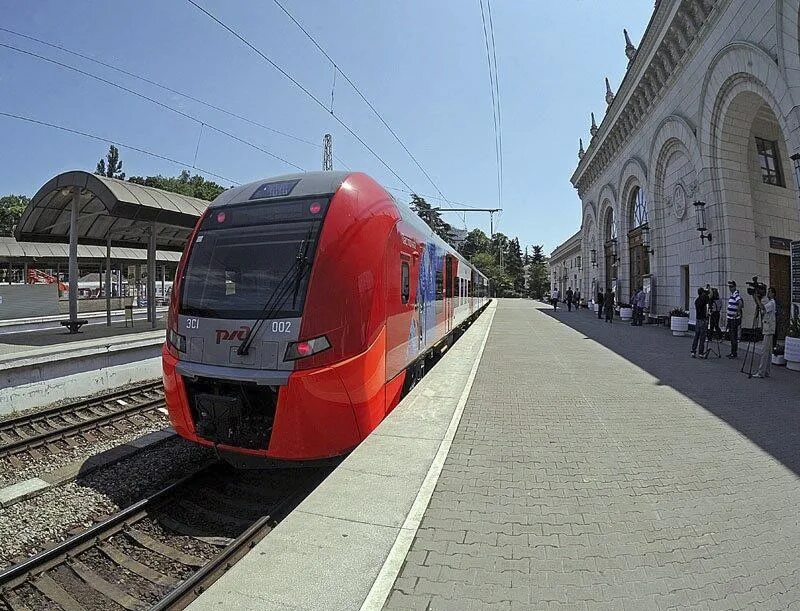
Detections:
401,261,410,304
435,270,443,300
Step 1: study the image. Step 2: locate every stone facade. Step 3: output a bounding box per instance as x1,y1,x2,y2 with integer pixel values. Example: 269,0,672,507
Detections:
571,0,800,331
549,230,582,301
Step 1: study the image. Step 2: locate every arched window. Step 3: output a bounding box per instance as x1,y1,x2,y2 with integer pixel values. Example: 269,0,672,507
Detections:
604,209,616,242
629,186,648,229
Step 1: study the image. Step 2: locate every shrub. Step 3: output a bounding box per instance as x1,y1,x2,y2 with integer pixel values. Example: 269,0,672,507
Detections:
670,307,689,317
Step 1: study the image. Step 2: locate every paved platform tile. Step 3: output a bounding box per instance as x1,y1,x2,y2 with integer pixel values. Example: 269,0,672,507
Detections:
386,299,800,610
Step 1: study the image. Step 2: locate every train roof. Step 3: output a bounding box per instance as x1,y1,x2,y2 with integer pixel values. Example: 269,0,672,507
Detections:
210,171,351,208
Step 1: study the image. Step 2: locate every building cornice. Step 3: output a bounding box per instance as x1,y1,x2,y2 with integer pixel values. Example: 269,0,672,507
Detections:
571,0,724,198
550,230,582,260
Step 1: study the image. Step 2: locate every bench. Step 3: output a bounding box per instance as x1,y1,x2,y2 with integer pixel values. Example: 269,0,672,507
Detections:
60,319,88,334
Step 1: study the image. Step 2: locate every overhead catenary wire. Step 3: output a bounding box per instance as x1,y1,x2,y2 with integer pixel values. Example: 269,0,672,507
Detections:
185,0,415,192
0,41,306,172
0,111,241,185
486,0,503,205
269,0,452,206
0,26,327,152
384,186,485,210
478,0,501,212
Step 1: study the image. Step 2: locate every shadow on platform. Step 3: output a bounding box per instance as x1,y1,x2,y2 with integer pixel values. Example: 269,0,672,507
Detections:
539,303,800,479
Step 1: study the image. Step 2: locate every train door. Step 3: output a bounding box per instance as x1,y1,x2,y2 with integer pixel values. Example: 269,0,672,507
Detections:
445,255,455,333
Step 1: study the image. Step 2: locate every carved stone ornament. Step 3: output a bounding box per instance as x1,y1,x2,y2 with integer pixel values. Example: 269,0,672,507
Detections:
673,183,687,219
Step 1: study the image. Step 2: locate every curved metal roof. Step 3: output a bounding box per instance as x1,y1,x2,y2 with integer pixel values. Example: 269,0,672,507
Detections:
15,171,210,251
0,237,181,263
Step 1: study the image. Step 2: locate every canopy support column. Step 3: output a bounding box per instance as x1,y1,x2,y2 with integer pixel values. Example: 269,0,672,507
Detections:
68,187,79,323
148,222,157,329
106,236,112,326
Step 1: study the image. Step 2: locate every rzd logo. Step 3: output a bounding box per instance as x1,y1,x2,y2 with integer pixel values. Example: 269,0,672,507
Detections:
215,326,251,344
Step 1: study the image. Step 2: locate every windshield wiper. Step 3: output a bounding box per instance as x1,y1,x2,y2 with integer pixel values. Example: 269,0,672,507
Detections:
237,226,316,356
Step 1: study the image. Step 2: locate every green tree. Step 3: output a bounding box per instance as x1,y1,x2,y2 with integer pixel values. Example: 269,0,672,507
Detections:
0,194,30,237
410,194,454,244
530,244,545,263
506,237,525,294
525,244,549,299
458,228,491,260
128,170,226,201
96,145,125,179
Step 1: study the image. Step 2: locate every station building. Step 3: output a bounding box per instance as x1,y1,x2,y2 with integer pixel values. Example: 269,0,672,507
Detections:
548,230,582,301
571,0,800,333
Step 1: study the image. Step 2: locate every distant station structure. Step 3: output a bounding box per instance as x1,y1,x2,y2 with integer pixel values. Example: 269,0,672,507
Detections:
569,0,800,337
7,170,208,329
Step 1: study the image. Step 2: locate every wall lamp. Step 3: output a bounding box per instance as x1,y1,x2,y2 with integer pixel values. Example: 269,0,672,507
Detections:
693,200,712,244
641,225,654,254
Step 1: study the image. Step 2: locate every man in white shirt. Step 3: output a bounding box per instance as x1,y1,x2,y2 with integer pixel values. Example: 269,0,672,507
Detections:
550,287,559,310
753,287,776,378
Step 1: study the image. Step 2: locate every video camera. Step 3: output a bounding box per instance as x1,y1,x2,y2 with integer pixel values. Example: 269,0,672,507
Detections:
746,275,767,297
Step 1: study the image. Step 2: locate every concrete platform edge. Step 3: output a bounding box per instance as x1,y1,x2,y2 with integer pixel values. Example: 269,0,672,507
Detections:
188,301,497,611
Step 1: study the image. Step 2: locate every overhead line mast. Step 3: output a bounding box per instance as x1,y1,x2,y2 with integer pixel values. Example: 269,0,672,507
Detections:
269,0,452,207
186,0,416,192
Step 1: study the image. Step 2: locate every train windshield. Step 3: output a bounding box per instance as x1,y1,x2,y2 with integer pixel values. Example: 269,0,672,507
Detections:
180,198,328,319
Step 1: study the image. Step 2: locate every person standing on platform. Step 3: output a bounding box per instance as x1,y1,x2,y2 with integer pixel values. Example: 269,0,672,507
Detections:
632,286,645,326
566,287,574,312
691,287,710,358
604,290,615,323
708,287,722,340
551,287,559,310
597,289,604,320
726,280,743,359
753,287,776,378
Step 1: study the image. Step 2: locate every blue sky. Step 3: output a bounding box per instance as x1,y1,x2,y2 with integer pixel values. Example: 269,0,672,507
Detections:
0,1,653,253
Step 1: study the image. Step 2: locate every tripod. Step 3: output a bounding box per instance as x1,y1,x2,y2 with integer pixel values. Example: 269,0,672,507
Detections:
740,308,762,378
704,317,722,359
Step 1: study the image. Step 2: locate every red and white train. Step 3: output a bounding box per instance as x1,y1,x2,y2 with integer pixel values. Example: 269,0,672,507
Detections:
162,171,489,462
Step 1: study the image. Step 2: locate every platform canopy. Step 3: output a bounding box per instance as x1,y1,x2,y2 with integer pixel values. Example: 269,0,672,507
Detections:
15,170,209,251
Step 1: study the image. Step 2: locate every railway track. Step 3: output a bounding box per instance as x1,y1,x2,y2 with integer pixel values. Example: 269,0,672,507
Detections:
0,461,331,610
0,382,167,466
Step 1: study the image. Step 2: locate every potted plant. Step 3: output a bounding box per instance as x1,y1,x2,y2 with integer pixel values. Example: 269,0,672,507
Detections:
772,343,786,366
785,316,800,371
670,307,689,336
618,303,633,321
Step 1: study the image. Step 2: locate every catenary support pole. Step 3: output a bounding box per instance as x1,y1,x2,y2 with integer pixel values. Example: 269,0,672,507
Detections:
148,222,157,329
106,236,112,326
68,187,79,322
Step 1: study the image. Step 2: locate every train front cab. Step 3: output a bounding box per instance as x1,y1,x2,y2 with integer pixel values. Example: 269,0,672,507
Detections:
163,172,402,461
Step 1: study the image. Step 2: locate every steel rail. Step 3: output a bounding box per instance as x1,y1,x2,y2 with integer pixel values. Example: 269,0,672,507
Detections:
149,483,313,611
0,380,162,435
0,383,165,459
0,463,215,590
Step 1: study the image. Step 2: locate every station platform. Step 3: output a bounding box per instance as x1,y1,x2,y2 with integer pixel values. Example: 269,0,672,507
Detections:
0,317,165,415
191,299,800,610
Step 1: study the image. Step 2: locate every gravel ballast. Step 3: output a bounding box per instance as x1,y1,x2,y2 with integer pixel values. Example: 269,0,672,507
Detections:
0,436,215,569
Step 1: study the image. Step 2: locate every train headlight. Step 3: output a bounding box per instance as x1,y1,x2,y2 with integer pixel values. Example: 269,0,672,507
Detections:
167,328,187,353
284,335,330,361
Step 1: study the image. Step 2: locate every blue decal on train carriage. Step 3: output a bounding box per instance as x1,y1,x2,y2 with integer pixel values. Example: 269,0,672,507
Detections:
406,240,444,358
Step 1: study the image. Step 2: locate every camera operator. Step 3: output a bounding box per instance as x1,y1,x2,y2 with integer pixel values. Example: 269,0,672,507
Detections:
691,287,709,358
708,287,722,340
726,280,743,358
753,286,776,379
